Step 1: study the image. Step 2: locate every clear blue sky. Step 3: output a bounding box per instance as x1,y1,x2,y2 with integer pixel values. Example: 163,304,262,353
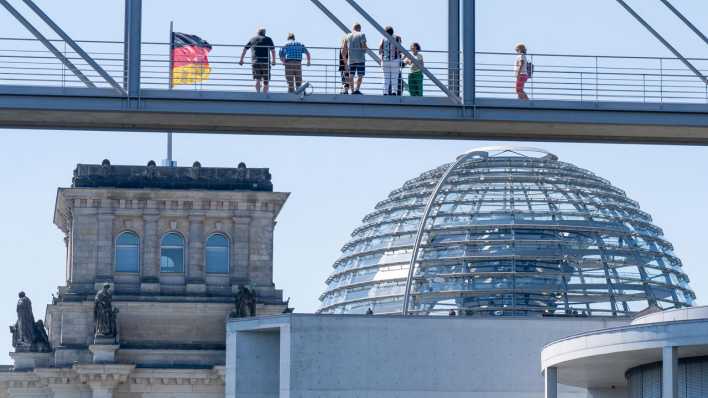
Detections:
0,0,706,362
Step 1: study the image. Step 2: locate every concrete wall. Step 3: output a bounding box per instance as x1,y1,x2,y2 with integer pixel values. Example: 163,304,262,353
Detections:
227,314,629,398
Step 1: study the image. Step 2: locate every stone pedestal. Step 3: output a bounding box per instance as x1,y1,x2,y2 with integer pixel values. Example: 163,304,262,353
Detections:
9,352,52,371
89,344,119,364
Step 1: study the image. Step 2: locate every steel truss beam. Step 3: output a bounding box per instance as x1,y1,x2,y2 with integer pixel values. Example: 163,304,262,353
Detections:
308,0,381,65
448,0,460,96
0,0,95,88
124,0,142,97
344,0,462,104
615,0,707,85
0,87,705,145
659,0,708,46
402,151,476,315
21,0,125,95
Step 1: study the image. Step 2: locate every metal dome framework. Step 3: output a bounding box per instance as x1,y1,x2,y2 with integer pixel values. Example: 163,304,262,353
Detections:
319,147,695,317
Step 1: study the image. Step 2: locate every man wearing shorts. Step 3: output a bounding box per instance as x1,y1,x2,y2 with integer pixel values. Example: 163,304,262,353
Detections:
239,27,276,93
343,23,367,95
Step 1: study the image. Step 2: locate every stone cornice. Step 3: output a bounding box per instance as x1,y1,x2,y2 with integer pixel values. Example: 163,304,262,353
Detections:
74,364,135,386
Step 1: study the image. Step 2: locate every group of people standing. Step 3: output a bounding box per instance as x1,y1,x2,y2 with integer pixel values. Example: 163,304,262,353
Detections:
238,25,424,96
236,26,529,100
338,23,424,96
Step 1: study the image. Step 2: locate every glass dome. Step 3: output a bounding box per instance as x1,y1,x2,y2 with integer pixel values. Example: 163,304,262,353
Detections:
319,147,695,317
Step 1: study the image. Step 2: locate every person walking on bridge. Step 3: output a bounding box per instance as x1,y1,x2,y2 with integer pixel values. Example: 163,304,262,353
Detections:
514,43,530,100
239,27,276,94
379,26,402,96
343,23,368,95
279,33,311,93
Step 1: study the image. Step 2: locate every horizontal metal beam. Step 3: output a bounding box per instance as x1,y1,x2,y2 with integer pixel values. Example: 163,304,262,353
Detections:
0,87,705,145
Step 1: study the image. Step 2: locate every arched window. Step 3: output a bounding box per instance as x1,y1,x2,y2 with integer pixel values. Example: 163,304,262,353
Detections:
206,234,230,273
160,232,184,273
115,231,140,272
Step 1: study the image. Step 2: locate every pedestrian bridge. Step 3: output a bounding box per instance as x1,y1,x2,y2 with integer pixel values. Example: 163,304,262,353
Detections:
0,0,706,144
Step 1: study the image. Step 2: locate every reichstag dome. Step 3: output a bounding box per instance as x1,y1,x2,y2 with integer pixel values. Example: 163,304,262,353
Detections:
319,147,695,317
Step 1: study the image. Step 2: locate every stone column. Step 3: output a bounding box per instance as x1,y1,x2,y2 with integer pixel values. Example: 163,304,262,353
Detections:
95,210,115,290
187,214,206,294
544,366,557,398
662,346,678,398
71,207,99,289
231,215,251,291
248,214,275,290
141,213,160,293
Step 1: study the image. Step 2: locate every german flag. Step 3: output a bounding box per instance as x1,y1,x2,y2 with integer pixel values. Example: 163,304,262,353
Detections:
171,32,212,86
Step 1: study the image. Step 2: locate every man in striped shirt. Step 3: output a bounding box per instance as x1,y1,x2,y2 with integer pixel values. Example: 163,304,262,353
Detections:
279,33,311,93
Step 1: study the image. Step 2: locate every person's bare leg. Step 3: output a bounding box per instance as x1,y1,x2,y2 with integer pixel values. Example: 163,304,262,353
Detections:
356,76,363,92
256,79,262,93
263,81,270,94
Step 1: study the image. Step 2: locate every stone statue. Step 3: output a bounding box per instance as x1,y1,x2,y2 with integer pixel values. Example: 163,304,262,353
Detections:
14,292,35,349
231,286,256,318
282,297,294,314
94,284,119,338
9,292,51,352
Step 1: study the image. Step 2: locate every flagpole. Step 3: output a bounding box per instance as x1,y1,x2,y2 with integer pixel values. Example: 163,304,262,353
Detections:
163,21,175,167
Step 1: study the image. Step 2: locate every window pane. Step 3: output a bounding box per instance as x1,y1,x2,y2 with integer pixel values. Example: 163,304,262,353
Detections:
207,247,229,273
116,246,139,272
207,234,229,247
161,248,184,273
116,232,139,245
115,232,139,273
162,233,184,246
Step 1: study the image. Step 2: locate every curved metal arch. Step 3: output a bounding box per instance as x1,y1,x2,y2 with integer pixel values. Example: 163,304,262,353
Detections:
401,151,485,315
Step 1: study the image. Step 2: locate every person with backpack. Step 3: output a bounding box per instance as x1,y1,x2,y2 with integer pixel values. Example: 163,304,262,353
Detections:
514,43,531,100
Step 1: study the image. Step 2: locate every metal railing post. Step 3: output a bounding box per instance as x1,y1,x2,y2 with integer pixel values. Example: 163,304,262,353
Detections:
660,58,664,103
595,56,599,101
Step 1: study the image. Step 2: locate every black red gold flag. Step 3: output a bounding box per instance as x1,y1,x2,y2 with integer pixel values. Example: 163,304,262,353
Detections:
171,32,212,86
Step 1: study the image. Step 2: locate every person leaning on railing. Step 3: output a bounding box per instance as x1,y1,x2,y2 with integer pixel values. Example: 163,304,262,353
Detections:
239,27,276,94
404,42,424,97
279,33,311,93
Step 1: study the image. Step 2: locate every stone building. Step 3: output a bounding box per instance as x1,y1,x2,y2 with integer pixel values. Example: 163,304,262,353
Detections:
0,160,289,397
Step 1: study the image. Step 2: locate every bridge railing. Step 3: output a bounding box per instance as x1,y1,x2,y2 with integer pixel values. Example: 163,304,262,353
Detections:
0,37,705,104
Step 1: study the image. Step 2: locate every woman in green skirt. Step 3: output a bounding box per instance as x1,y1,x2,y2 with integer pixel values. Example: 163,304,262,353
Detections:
405,42,424,96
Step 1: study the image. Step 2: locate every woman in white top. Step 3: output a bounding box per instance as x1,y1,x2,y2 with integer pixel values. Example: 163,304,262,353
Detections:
514,43,529,100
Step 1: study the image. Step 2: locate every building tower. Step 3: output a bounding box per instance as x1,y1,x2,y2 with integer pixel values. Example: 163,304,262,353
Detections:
2,160,289,397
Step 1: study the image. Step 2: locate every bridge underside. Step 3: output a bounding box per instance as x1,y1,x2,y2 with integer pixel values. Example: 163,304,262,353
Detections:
0,86,706,145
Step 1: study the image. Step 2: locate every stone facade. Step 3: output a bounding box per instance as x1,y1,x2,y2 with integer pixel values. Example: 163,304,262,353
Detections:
1,162,289,397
